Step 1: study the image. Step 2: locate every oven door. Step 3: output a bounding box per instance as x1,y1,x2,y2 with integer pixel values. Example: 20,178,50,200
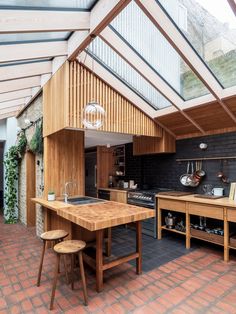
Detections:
127,199,156,238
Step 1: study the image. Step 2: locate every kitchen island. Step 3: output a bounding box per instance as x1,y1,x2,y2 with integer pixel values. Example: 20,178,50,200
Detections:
32,197,154,291
156,193,236,262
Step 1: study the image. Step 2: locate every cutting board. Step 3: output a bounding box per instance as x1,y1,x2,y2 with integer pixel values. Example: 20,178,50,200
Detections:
194,194,225,199
157,191,193,197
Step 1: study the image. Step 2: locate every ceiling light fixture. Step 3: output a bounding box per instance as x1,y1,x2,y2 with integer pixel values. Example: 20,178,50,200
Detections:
82,35,105,130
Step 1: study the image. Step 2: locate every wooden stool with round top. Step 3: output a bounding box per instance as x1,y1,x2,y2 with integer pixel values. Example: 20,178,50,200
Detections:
37,229,69,287
50,240,88,310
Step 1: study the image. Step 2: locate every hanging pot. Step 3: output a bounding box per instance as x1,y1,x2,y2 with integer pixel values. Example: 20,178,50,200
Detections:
180,162,191,186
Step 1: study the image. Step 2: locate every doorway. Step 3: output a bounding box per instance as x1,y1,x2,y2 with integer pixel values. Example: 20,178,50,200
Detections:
0,141,4,212
85,151,97,198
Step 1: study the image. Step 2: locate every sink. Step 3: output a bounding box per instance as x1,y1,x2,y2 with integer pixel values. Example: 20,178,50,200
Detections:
66,196,105,205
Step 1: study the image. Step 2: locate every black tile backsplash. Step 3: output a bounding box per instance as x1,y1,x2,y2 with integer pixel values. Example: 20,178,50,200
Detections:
124,132,236,196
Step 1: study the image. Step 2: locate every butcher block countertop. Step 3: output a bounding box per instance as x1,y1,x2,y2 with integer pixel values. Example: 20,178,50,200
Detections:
156,193,236,208
32,198,155,231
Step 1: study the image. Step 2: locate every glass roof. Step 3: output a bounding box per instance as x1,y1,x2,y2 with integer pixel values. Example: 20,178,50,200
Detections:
110,1,210,101
0,0,97,10
0,32,70,45
87,37,172,110
158,0,236,89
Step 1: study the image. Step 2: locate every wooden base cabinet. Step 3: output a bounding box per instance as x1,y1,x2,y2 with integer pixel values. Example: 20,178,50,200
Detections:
157,196,236,262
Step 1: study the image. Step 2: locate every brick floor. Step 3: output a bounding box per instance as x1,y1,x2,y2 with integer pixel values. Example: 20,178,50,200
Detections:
1,215,236,313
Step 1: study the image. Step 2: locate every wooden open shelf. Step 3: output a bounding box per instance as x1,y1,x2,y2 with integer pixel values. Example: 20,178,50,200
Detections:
190,228,224,246
161,225,186,235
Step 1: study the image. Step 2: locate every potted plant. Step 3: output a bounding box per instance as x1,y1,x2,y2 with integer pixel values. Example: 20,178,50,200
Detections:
48,191,55,201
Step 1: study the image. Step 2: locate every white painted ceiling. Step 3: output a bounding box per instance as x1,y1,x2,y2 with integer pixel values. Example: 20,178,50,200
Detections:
84,129,133,148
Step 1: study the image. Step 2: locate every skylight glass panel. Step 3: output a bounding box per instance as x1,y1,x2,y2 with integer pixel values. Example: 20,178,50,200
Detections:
0,0,97,10
0,32,70,44
87,37,172,110
158,0,236,89
110,1,210,101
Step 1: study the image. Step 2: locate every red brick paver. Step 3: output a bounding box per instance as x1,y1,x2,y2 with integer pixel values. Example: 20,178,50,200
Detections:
1,215,236,313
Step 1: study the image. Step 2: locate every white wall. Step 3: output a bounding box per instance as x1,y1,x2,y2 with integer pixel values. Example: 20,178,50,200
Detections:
4,117,17,152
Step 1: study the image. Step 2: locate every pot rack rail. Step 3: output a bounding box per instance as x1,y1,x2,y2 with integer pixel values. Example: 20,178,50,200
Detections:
176,156,236,162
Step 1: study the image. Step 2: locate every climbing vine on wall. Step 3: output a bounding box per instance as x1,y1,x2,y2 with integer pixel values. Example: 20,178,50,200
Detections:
4,132,27,224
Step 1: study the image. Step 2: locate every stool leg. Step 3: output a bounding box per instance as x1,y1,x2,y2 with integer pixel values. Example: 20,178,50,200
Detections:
78,251,88,306
63,255,69,285
50,253,60,311
71,254,74,290
37,240,46,287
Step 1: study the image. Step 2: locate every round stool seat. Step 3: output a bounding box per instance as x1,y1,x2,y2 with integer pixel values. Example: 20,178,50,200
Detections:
54,240,86,254
40,230,69,241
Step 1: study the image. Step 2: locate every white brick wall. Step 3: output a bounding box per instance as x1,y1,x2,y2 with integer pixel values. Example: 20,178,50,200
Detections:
18,94,44,236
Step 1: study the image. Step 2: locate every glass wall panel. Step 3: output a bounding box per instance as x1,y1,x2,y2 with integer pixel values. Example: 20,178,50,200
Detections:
159,0,236,88
87,37,172,110
0,0,97,10
0,32,70,44
111,1,210,100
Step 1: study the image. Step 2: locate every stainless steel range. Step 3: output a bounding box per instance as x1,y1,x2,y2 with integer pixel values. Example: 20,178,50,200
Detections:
127,188,171,238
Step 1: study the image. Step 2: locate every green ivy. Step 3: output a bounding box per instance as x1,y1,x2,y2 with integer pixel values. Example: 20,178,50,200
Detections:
4,132,27,224
29,122,43,154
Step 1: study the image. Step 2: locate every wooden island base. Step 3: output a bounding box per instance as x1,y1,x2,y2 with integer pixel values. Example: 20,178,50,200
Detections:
32,198,153,292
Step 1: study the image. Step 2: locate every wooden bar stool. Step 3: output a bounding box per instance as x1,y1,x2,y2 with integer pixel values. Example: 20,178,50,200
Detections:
37,229,69,287
50,240,88,311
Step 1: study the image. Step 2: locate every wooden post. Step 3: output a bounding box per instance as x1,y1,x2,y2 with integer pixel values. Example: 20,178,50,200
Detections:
224,207,229,262
96,229,103,292
157,199,162,240
186,203,190,249
136,221,142,275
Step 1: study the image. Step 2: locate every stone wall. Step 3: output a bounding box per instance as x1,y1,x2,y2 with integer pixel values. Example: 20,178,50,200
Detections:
17,93,44,236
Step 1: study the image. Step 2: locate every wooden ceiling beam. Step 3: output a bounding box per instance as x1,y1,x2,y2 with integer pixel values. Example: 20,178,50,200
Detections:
68,0,132,60
0,41,67,63
0,61,52,81
0,10,89,33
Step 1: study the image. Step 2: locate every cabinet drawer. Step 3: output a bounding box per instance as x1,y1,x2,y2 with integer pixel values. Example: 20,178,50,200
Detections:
158,199,186,213
188,203,223,220
227,208,236,222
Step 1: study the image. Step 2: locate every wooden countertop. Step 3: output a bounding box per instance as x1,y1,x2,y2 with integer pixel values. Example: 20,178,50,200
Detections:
32,198,71,212
98,188,128,193
156,194,236,208
32,198,154,231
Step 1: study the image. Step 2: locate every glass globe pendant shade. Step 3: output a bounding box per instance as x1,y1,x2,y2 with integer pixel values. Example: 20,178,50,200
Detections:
82,100,106,129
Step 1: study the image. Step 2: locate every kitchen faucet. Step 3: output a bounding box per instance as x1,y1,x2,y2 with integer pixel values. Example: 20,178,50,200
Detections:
64,181,76,203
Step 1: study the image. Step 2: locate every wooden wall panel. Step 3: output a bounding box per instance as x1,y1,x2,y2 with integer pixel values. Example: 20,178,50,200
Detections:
133,131,176,155
185,103,235,131
44,129,85,198
26,152,36,226
69,62,162,137
43,62,70,137
157,112,199,136
97,146,113,188
225,95,236,115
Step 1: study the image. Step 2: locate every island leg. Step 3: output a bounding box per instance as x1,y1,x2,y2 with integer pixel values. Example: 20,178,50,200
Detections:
136,221,142,275
96,229,103,292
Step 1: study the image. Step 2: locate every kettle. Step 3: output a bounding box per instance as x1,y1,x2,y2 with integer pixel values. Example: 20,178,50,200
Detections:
165,212,176,229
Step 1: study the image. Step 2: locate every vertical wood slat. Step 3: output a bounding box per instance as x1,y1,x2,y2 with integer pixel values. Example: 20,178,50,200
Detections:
67,62,162,137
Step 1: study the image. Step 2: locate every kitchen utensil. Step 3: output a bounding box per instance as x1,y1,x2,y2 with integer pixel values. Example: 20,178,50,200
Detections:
180,162,191,186
212,187,224,196
165,212,176,229
187,162,200,187
123,182,129,189
217,160,229,183
195,160,205,178
202,184,213,195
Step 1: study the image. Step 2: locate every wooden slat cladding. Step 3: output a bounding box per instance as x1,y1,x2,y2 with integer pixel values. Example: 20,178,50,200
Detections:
44,129,85,198
133,131,176,155
43,62,70,137
69,62,162,137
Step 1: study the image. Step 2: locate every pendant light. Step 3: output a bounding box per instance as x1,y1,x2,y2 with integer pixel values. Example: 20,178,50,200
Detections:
82,35,105,129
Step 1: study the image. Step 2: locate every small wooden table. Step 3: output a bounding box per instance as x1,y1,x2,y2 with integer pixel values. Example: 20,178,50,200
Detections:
33,198,154,292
